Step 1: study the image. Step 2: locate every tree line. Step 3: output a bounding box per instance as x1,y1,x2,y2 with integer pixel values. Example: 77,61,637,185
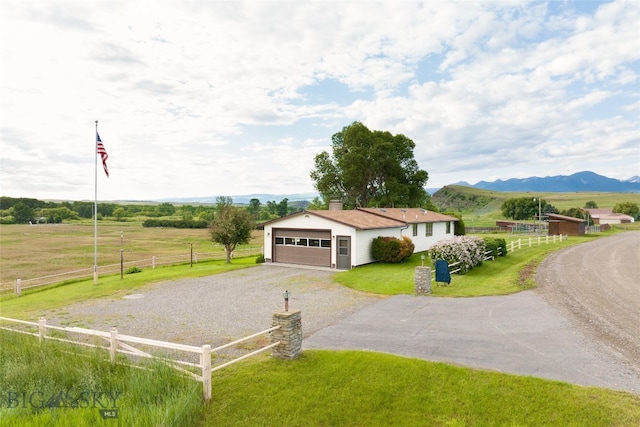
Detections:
500,197,639,223
0,196,305,225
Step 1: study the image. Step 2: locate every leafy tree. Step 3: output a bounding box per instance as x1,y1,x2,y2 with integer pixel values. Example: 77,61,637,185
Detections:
613,202,639,218
248,198,261,219
307,196,327,210
113,207,126,221
266,201,278,215
500,197,546,220
561,207,592,225
156,202,176,216
584,201,598,208
310,122,429,208
210,200,254,263
277,198,289,217
12,202,33,224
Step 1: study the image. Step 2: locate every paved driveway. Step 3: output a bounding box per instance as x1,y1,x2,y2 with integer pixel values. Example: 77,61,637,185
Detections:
304,291,639,394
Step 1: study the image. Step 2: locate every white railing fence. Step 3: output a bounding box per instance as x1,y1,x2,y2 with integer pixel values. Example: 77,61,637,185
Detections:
0,316,280,401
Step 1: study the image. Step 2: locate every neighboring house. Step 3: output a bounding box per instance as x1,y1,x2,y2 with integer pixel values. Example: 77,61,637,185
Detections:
546,213,586,236
262,203,458,269
585,208,634,224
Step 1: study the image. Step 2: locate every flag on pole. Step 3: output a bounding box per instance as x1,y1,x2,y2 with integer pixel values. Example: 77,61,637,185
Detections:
96,132,109,177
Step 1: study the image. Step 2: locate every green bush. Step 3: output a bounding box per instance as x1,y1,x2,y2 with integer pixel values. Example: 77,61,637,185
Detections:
125,266,142,274
371,236,414,263
484,238,508,258
255,254,265,264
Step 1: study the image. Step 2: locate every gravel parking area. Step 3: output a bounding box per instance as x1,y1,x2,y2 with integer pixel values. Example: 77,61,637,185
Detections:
46,265,382,348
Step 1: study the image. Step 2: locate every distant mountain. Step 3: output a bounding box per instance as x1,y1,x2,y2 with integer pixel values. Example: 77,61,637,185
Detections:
159,192,319,205
471,171,640,193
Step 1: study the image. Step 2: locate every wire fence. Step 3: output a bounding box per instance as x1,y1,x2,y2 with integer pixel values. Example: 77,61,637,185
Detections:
2,247,262,295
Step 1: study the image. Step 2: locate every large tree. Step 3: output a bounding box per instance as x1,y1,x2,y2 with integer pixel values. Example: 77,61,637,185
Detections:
310,122,429,208
210,198,255,263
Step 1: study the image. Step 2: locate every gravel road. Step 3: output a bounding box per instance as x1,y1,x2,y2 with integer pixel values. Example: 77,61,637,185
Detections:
45,232,639,393
535,231,640,372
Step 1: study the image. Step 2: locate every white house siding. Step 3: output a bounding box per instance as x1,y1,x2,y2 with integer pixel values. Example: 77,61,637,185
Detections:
354,227,406,266
398,221,455,253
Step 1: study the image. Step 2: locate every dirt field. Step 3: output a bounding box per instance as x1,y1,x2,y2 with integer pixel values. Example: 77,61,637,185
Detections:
535,231,640,371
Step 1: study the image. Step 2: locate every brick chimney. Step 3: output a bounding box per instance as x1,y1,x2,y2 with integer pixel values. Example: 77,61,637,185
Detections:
328,200,343,211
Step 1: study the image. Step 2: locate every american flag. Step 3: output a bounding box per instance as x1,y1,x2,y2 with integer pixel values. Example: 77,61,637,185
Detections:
96,132,109,177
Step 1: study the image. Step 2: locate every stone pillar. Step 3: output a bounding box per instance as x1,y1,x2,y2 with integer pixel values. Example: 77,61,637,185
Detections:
414,266,431,295
271,310,302,360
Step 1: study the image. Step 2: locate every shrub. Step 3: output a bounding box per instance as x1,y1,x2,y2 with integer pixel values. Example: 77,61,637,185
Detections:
483,237,508,258
371,236,414,263
428,236,486,274
125,266,142,274
255,254,265,264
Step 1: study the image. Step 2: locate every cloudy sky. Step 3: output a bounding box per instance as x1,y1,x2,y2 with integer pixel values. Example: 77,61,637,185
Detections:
1,1,638,202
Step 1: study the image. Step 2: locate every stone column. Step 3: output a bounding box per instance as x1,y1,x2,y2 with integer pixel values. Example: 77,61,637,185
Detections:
271,310,302,360
414,266,431,295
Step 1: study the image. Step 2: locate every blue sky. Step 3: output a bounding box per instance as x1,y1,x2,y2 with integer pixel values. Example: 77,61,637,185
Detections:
1,1,638,201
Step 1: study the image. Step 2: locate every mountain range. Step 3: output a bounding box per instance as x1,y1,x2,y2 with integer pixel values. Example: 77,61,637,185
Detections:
162,171,639,204
455,171,640,193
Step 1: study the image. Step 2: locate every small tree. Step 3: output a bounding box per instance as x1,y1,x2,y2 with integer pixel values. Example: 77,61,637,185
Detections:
210,205,255,263
584,201,598,208
613,202,639,219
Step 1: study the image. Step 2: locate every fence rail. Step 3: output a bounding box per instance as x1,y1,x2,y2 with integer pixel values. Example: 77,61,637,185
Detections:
2,247,262,295
0,316,280,401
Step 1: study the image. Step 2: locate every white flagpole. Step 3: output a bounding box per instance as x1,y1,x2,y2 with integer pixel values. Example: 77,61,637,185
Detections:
94,120,99,285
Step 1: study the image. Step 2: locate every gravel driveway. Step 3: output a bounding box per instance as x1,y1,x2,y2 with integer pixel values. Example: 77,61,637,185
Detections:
46,232,640,394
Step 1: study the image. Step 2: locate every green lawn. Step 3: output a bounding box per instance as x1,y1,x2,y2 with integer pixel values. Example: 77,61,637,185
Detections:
334,233,604,296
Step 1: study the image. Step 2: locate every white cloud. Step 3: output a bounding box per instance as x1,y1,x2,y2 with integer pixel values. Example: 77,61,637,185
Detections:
1,0,638,201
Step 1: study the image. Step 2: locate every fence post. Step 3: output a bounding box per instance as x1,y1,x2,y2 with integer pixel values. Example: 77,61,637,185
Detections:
110,326,118,363
16,279,21,296
414,267,432,295
518,239,522,250
201,345,212,401
152,256,156,269
528,237,532,247
38,317,46,343
271,310,302,360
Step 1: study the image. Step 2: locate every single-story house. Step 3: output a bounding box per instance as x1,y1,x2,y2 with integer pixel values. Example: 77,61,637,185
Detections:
584,208,634,224
262,203,458,269
546,213,586,236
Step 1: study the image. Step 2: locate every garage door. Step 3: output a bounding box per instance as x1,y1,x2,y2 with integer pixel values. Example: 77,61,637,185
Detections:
273,228,331,267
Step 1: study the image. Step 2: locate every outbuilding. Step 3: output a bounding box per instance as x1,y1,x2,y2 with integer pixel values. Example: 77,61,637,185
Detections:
262,204,458,269
546,213,586,236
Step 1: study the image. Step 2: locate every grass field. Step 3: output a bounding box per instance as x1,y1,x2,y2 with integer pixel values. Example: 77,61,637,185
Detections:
2,330,638,426
0,222,264,289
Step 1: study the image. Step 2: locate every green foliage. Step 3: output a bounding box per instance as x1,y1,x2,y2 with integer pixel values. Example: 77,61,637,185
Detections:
613,201,639,218
210,204,255,263
0,330,203,426
142,218,209,228
501,197,546,220
255,254,265,264
310,121,429,208
483,237,508,257
585,200,598,208
561,207,592,224
444,211,466,235
125,266,142,274
371,236,414,263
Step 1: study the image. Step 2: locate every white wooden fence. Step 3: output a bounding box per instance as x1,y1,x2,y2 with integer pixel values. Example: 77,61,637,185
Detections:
0,316,280,401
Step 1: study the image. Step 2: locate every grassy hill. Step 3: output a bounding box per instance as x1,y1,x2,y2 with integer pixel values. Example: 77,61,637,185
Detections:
432,185,640,227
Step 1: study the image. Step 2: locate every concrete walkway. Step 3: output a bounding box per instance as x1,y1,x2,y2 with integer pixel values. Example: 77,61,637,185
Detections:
304,291,640,395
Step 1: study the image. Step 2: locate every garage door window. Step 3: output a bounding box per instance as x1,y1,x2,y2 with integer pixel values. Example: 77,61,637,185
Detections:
275,236,331,248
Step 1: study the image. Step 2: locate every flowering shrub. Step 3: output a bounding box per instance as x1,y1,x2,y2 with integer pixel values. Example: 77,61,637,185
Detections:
428,236,486,274
371,236,414,263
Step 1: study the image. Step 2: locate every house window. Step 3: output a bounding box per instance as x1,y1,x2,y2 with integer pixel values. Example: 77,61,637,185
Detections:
285,237,295,245
275,237,284,245
320,239,331,248
412,223,418,236
446,222,451,234
425,223,433,237
309,239,320,247
296,238,308,246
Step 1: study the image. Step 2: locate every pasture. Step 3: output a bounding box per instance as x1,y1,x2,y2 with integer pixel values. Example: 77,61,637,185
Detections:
0,222,263,290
